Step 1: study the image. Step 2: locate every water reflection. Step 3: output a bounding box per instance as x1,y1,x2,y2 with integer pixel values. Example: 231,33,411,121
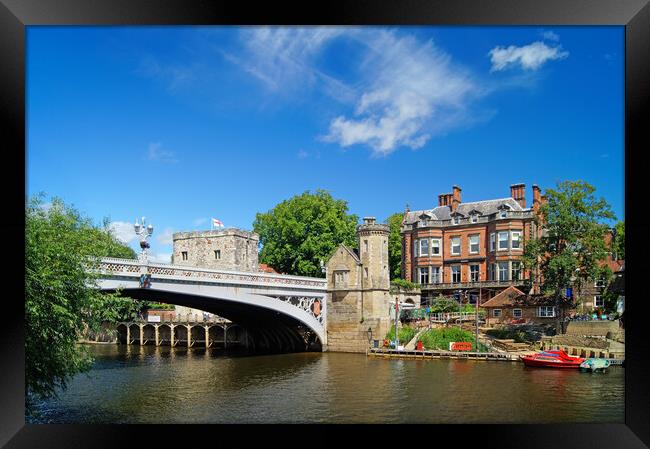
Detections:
29,345,624,424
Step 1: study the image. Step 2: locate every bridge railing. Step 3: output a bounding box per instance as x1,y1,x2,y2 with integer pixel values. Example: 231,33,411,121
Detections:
96,257,327,289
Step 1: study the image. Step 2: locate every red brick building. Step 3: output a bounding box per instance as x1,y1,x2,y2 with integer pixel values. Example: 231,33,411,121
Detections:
401,184,545,306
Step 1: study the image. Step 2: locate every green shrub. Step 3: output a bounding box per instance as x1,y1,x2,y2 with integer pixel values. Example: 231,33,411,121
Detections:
429,296,461,313
384,326,417,344
485,328,527,343
419,328,476,351
391,279,420,291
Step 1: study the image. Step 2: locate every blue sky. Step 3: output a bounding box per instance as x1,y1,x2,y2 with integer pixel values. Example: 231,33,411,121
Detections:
27,26,624,263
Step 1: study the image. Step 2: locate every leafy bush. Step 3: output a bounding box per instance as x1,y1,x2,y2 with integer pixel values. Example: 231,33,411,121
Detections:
429,296,462,313
419,328,476,351
384,326,417,344
485,328,528,343
391,278,420,291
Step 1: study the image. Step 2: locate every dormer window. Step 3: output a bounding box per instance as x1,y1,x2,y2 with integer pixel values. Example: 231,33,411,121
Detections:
498,204,511,219
453,216,460,225
471,214,478,223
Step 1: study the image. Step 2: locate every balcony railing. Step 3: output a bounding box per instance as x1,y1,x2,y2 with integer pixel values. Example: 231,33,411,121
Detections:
420,279,529,290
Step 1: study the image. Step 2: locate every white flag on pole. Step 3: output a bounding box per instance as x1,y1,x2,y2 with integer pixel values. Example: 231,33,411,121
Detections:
211,218,224,229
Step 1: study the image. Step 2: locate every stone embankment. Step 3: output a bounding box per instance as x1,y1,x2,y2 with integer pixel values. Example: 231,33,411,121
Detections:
539,320,625,359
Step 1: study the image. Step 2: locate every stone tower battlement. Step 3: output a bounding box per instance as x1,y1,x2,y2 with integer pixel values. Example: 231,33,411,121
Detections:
172,228,259,272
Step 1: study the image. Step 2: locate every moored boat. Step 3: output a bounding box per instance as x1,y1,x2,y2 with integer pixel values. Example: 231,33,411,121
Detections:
579,358,610,373
520,350,584,369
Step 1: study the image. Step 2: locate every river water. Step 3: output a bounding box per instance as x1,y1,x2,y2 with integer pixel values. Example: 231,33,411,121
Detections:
29,344,624,424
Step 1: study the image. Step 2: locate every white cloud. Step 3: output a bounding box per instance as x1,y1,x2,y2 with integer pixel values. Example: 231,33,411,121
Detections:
156,227,174,245
489,41,569,72
223,28,554,156
232,27,358,104
146,142,178,163
541,30,560,42
108,221,138,244
323,31,480,156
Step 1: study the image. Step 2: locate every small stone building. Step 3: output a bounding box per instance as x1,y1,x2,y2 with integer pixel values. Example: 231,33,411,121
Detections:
481,286,570,327
172,228,259,272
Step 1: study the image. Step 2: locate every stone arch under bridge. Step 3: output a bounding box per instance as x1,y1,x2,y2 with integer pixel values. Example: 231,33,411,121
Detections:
102,288,324,353
95,258,327,352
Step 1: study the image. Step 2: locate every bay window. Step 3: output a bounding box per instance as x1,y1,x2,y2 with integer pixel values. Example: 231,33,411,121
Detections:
420,238,429,256
498,262,509,281
431,238,441,256
498,231,509,250
511,231,522,249
511,261,521,281
451,237,461,255
419,267,429,284
431,266,441,284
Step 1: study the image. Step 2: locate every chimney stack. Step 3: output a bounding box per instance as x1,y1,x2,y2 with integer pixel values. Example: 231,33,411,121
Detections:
363,217,376,225
451,186,462,212
532,185,541,212
510,183,526,208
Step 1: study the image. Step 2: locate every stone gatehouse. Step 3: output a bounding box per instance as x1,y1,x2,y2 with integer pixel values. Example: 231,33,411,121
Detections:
172,228,259,272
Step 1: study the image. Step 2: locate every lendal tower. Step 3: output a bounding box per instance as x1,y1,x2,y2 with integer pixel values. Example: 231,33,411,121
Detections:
325,217,393,352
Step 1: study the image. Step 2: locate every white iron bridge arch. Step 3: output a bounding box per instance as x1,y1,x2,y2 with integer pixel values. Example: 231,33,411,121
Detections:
93,258,328,347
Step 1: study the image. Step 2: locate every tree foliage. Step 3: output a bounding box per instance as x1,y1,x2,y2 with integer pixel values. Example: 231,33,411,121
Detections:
390,278,420,291
253,190,358,277
613,221,625,260
25,195,140,414
429,295,463,313
521,181,616,304
385,212,404,280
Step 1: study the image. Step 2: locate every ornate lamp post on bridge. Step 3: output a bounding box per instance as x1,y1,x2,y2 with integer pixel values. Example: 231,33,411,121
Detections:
134,217,154,293
134,216,154,263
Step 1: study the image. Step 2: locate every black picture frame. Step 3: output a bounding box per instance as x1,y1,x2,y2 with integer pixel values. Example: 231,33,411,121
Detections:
2,0,648,447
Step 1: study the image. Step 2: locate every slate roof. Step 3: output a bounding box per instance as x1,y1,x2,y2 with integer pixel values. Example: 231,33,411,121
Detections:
481,286,564,308
403,197,526,224
481,286,526,308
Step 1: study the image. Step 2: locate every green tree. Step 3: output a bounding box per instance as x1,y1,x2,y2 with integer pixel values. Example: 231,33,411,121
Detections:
522,181,616,312
253,190,358,277
613,221,625,260
385,212,404,280
429,295,463,313
25,195,139,415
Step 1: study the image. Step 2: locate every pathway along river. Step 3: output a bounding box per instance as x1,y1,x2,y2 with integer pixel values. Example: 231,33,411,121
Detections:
29,344,624,424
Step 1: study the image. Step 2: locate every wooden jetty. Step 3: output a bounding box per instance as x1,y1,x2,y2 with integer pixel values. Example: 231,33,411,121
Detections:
367,348,520,361
367,348,625,366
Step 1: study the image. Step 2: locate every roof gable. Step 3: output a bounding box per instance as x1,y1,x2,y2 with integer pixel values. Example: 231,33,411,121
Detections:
335,244,361,265
481,286,526,307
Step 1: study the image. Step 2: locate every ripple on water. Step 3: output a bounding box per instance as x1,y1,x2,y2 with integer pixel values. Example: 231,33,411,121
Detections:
29,346,625,424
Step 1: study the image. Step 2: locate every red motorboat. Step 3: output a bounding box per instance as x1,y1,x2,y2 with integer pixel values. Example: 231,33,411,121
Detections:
520,350,584,369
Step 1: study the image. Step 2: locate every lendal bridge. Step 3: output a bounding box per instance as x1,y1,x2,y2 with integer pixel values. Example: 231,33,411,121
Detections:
94,257,327,352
